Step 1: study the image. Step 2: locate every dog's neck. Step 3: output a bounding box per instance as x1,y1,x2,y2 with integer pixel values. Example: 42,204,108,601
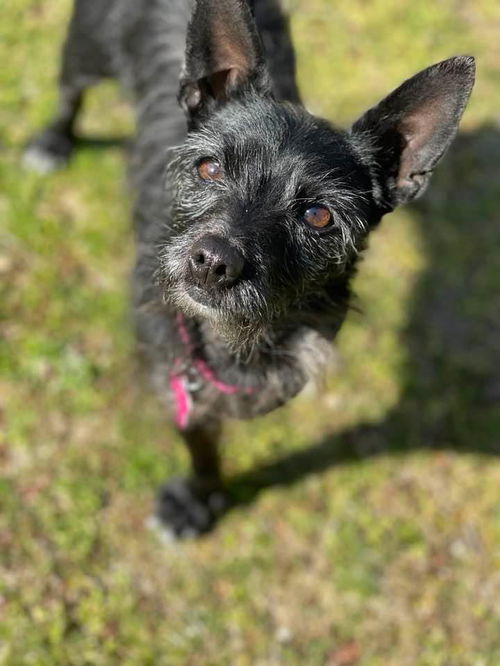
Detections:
180,280,351,384
180,312,334,402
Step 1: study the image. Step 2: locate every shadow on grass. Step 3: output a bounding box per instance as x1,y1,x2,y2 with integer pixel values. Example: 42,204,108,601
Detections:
226,125,500,508
75,135,129,151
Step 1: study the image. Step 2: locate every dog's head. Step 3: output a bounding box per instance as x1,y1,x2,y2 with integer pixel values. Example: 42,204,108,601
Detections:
158,0,474,349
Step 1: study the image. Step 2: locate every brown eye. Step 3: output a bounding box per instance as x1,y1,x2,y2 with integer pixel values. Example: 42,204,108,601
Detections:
304,205,332,229
197,158,224,181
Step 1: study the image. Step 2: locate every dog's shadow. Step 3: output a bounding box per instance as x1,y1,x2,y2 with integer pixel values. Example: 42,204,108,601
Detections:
225,125,500,507
76,135,129,151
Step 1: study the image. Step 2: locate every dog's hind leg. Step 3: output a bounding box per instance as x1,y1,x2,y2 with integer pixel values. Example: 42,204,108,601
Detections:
23,77,85,173
23,1,114,173
155,420,228,539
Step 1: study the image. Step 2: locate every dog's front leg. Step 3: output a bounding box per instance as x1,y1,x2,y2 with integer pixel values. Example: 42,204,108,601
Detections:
155,420,228,539
184,420,223,492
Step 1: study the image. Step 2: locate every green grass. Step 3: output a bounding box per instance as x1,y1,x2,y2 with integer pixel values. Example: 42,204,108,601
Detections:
1,1,500,664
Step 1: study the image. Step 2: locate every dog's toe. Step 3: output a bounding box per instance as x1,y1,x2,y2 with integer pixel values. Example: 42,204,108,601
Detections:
23,129,75,173
153,478,228,540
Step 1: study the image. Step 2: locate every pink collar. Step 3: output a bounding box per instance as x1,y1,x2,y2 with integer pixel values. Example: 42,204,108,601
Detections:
170,313,254,429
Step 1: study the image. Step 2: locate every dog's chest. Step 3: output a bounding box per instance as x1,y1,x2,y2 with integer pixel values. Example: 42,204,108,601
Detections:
168,323,333,426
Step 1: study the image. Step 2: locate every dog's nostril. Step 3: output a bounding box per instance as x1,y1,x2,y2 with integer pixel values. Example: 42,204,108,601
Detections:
195,253,205,265
214,264,226,277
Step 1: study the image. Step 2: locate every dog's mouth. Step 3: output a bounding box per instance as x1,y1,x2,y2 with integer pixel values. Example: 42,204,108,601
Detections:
170,273,235,317
162,275,269,352
184,283,223,310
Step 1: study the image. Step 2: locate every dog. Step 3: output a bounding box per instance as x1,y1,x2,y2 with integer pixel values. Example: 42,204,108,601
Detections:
25,0,475,538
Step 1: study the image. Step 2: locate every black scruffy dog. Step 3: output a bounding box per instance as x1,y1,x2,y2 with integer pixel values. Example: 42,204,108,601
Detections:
25,0,474,538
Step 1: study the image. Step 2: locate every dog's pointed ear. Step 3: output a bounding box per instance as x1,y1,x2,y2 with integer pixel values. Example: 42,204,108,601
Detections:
179,0,272,123
352,56,475,211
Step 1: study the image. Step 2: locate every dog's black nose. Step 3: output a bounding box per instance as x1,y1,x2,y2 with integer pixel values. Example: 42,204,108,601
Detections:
189,235,245,289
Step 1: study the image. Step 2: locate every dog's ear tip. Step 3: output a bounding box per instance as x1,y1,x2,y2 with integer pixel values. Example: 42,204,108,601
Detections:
462,54,475,67
450,54,475,68
435,54,476,82
442,54,475,65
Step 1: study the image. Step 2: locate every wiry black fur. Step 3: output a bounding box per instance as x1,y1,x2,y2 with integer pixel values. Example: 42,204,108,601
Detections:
25,0,475,538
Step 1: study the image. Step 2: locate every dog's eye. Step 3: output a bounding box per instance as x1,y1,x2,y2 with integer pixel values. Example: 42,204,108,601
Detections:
303,205,332,229
197,158,224,182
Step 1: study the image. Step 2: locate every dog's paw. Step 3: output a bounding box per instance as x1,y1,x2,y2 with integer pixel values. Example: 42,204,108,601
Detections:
23,128,75,173
151,478,228,540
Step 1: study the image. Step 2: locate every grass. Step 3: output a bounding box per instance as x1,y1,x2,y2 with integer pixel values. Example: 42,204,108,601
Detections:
1,0,500,664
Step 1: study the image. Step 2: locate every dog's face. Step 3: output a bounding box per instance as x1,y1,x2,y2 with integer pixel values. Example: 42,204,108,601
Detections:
160,98,373,343
158,0,474,348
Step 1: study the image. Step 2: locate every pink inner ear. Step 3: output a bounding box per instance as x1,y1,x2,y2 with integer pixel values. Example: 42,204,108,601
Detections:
207,67,244,100
398,100,444,182
211,17,255,70
201,11,255,99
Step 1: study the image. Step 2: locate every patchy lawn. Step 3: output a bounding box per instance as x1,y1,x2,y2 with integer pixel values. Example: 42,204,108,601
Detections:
1,0,499,664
